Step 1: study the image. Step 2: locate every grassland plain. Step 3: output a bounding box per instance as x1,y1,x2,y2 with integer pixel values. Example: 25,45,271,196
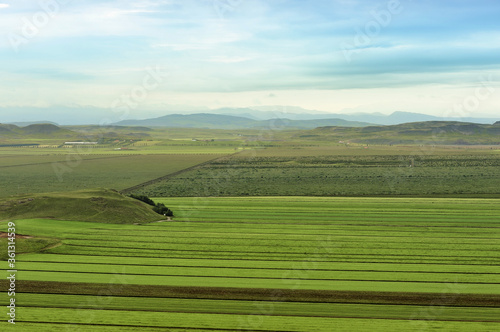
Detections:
0,131,268,197
1,197,499,331
134,146,500,197
300,121,500,145
0,153,227,198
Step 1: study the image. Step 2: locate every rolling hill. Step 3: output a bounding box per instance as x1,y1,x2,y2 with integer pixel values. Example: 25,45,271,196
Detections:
0,123,77,138
0,189,164,224
114,113,372,129
301,121,500,144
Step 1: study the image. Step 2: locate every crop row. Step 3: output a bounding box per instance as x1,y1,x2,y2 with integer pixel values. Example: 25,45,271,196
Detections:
15,261,500,283
5,307,500,332
1,197,499,331
21,253,500,274
57,239,499,258
12,293,500,321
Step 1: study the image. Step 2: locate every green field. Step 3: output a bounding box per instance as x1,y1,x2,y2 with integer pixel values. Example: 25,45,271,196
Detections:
1,197,499,331
2,126,499,198
1,125,499,330
0,153,227,197
134,146,500,197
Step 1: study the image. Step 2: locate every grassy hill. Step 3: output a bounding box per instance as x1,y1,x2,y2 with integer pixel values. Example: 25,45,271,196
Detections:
0,123,154,145
0,123,79,139
302,121,500,144
0,188,165,224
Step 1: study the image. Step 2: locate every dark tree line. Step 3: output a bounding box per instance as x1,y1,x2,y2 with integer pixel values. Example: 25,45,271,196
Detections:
129,194,173,217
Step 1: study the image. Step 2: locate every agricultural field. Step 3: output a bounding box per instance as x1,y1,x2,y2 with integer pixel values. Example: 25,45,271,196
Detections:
0,127,279,197
0,153,228,198
3,125,498,198
134,145,500,197
1,125,499,331
1,197,500,331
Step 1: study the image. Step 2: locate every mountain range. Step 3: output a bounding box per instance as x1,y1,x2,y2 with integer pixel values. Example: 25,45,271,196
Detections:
206,108,498,125
114,111,498,130
1,106,497,126
114,113,372,129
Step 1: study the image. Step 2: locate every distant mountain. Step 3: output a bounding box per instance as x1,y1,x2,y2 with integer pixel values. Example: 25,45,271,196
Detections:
115,113,256,129
1,105,497,126
0,123,77,138
6,121,59,126
211,106,331,120
114,113,372,129
192,107,498,124
327,111,497,125
258,118,372,129
301,121,500,145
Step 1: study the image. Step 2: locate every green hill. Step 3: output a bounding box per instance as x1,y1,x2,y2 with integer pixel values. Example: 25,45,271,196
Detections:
301,121,500,144
0,189,165,224
0,123,78,138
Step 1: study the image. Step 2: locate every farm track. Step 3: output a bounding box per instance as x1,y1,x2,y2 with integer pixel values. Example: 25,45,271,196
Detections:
0,153,225,197
120,151,244,194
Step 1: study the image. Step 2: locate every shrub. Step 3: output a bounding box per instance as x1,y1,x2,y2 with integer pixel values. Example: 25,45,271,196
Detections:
129,194,155,206
153,203,173,217
129,194,173,217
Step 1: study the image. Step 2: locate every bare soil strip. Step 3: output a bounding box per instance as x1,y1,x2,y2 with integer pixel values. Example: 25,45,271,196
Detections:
0,231,33,239
5,280,500,307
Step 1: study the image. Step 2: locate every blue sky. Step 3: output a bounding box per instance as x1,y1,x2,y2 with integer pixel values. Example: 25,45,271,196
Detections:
1,0,499,121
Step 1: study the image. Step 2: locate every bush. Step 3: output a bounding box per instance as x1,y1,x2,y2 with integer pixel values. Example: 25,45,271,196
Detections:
153,203,173,217
129,194,155,206
130,194,173,217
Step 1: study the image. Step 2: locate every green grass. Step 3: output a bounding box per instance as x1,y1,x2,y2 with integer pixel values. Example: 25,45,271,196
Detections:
0,153,225,197
0,189,163,224
0,197,499,330
5,307,499,332
134,152,500,197
0,237,59,260
12,293,500,320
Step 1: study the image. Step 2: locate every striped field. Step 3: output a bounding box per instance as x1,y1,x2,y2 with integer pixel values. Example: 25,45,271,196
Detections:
1,197,499,331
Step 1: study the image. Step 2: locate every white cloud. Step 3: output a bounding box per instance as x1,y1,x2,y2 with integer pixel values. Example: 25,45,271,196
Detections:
207,56,252,63
0,3,9,9
104,9,159,18
151,43,209,51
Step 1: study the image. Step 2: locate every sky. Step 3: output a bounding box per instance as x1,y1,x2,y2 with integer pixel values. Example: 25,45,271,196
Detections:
1,0,499,122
